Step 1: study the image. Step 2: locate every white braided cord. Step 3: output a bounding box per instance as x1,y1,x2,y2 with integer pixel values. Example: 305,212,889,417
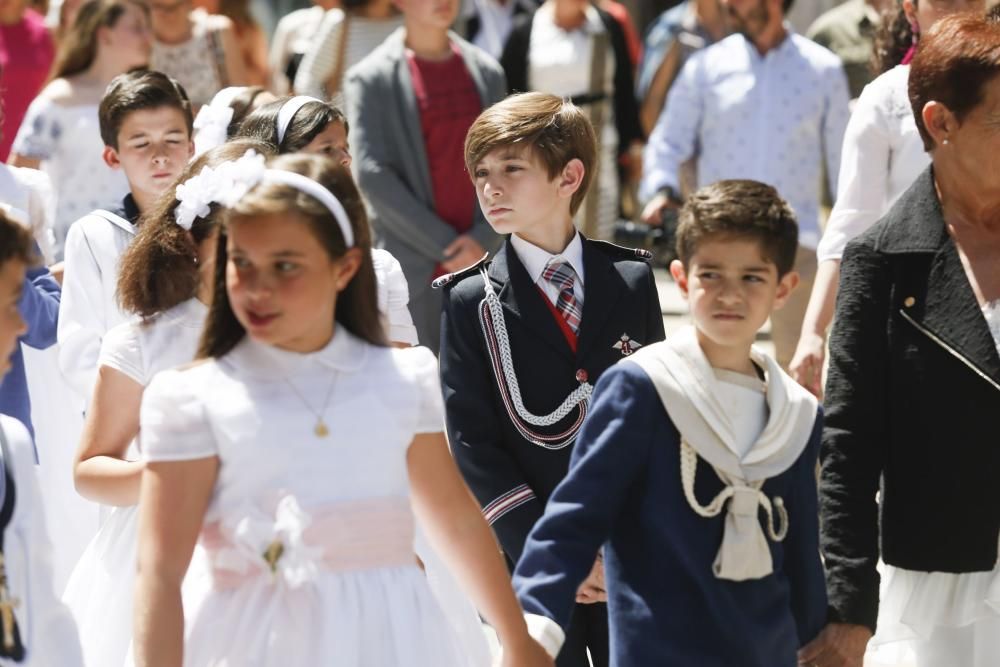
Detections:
477,268,593,450
680,440,788,542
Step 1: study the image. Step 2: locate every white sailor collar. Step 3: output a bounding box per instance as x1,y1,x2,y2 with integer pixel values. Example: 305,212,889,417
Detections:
226,325,369,380
510,232,586,287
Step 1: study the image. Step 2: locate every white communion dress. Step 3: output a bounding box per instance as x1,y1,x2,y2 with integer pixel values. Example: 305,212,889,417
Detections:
139,329,467,666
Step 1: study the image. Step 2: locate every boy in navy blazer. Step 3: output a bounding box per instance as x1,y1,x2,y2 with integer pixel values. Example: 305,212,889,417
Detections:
437,92,665,667
511,180,827,666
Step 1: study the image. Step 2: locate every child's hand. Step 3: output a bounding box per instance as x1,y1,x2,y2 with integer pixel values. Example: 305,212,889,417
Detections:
494,637,555,667
797,622,871,667
575,556,607,604
790,331,826,398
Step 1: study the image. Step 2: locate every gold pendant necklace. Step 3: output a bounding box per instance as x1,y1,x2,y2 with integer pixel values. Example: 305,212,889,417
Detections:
282,373,337,438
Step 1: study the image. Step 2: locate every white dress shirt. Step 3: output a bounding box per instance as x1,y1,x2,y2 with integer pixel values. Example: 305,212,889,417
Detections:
816,65,928,262
510,232,585,308
641,31,851,248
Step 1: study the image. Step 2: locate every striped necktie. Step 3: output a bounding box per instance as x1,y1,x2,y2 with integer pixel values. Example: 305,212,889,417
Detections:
542,259,582,334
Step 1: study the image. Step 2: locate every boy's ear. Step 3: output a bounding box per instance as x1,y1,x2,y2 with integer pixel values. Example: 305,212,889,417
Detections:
102,145,122,171
669,259,689,297
557,158,586,200
771,270,800,311
186,138,195,161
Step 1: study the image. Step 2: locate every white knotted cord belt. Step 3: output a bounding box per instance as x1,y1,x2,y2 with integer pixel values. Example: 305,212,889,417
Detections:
477,267,593,450
679,440,789,542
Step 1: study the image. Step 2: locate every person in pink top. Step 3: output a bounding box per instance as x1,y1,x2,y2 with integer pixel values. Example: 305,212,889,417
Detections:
0,0,55,161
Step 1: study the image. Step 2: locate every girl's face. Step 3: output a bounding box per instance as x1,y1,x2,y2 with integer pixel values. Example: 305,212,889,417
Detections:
299,121,352,168
102,3,153,70
225,213,361,353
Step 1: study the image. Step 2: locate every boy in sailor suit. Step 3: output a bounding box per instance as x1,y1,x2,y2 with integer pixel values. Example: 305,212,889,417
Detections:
438,92,665,667
58,70,194,403
0,211,83,666
510,180,827,666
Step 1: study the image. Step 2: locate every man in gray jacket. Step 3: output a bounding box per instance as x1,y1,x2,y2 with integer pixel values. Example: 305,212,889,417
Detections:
344,0,506,353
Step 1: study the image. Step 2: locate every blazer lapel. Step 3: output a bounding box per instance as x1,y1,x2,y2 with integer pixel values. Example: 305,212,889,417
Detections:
883,170,1000,387
388,32,434,201
903,239,1000,388
493,243,577,362
575,238,626,361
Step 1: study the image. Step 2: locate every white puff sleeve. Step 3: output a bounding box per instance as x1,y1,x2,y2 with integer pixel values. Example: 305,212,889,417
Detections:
371,248,419,346
140,368,218,461
98,321,145,386
405,346,445,434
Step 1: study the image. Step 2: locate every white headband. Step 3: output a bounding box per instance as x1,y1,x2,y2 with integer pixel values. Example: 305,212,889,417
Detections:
192,86,247,157
174,150,355,247
276,95,322,145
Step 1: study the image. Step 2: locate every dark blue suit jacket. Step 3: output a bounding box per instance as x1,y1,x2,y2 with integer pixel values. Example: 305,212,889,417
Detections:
513,362,827,666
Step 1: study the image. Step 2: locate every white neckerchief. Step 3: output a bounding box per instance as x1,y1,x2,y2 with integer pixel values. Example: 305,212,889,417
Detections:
509,232,585,306
626,326,818,580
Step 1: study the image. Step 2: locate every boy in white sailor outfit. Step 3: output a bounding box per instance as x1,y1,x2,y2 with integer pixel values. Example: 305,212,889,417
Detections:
438,93,664,667
0,210,83,667
58,70,194,403
511,180,827,666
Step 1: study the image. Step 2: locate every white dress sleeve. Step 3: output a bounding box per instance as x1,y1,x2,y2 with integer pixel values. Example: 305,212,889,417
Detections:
10,97,58,161
406,346,445,435
11,167,55,265
816,73,894,263
98,321,145,386
141,368,218,462
371,248,419,346
0,416,84,667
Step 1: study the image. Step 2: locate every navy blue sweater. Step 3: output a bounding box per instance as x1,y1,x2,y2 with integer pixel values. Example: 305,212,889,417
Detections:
513,362,827,666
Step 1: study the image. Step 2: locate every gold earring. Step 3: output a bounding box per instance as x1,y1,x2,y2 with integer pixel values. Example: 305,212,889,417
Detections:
942,138,950,146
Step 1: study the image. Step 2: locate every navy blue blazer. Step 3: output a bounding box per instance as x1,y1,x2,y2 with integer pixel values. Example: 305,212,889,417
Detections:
439,236,665,564
513,362,828,666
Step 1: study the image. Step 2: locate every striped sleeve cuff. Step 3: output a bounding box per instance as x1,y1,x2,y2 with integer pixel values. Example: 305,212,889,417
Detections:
482,484,536,525
524,613,565,659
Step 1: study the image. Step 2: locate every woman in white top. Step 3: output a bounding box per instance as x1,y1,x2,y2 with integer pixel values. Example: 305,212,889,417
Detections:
132,152,552,667
9,0,149,260
149,0,247,107
62,140,266,667
789,0,983,395
293,0,402,101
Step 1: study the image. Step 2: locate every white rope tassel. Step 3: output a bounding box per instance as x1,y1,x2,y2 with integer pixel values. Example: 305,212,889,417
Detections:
477,267,593,450
680,440,788,542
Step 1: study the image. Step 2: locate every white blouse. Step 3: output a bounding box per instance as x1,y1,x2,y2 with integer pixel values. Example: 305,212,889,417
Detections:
817,65,928,263
98,298,208,388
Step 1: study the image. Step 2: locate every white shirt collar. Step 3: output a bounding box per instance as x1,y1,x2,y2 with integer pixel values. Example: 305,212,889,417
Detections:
510,232,586,287
227,325,370,379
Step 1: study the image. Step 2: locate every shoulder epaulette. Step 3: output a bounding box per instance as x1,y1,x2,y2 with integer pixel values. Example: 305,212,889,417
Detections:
431,252,491,289
588,239,655,262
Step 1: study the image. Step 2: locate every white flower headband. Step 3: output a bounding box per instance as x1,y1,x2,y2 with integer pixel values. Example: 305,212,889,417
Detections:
193,86,247,157
173,150,355,247
276,96,323,145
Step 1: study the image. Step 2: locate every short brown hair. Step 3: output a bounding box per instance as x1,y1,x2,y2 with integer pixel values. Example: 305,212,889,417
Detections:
464,92,597,216
0,212,38,269
909,12,1000,151
198,154,386,359
99,69,194,149
676,180,799,276
117,139,274,319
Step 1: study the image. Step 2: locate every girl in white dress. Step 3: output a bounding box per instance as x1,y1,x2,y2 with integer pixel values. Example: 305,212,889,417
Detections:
132,153,552,667
9,0,151,260
236,94,421,346
62,140,269,667
237,95,487,659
